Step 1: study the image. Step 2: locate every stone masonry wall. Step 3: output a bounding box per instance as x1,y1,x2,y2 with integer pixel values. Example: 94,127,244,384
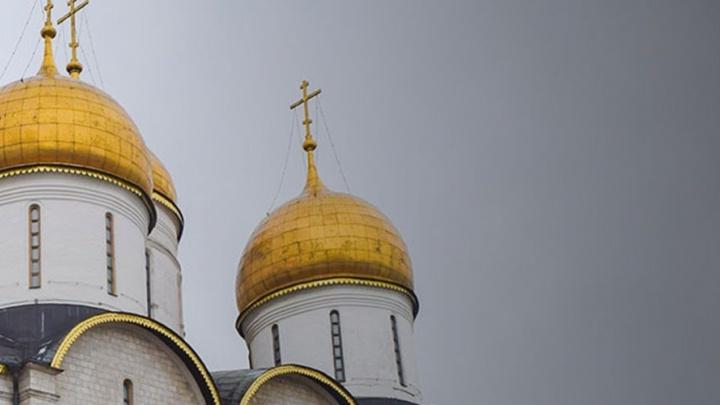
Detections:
55,324,204,404
249,375,339,405
0,374,12,405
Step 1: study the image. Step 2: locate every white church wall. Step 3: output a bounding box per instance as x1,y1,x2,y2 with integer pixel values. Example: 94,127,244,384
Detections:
249,374,340,405
17,363,61,405
147,204,184,334
55,323,204,404
0,174,150,314
242,285,422,403
0,374,12,405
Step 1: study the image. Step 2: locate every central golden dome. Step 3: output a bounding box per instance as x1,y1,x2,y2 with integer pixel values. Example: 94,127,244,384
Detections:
236,109,415,320
0,26,152,197
236,183,414,316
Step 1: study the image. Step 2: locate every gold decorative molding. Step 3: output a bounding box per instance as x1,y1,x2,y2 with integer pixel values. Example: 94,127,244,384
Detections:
237,277,418,329
239,364,356,405
152,191,184,225
0,165,144,198
50,312,220,405
0,363,7,375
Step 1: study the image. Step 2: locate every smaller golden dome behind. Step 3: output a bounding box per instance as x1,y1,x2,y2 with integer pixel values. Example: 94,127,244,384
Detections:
236,186,414,316
0,74,152,195
149,151,177,202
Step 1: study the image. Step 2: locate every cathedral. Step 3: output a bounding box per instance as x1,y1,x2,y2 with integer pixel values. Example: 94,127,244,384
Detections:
0,2,421,404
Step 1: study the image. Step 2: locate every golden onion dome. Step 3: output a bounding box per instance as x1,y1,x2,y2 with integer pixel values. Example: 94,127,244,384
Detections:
149,151,184,235
236,86,416,322
236,182,415,320
0,20,152,200
149,152,177,202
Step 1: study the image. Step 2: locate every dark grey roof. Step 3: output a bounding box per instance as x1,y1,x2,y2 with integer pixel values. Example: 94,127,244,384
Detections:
0,304,104,368
357,399,419,405
212,368,268,404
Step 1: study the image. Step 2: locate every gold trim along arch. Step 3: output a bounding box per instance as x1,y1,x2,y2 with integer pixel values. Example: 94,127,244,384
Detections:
50,312,221,405
239,364,356,405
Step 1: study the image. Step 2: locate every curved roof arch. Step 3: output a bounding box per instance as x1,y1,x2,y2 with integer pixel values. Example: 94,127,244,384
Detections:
50,312,221,405
213,364,356,405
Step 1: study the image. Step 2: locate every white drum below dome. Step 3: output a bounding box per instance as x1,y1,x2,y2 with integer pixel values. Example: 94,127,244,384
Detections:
147,202,184,335
240,284,422,404
0,172,151,314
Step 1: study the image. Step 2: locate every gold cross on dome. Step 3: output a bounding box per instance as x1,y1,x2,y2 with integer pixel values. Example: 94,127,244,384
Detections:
38,0,59,76
43,0,54,27
57,0,89,79
290,80,322,152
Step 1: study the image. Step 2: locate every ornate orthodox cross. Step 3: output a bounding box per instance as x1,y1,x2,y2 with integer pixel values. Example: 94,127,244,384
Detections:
43,0,54,27
290,80,322,152
57,0,89,78
38,0,59,76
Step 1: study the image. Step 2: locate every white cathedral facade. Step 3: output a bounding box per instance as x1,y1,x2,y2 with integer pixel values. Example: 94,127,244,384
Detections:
0,3,422,405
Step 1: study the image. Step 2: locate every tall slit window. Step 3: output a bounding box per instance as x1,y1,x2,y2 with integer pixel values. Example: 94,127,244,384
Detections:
106,213,116,295
391,315,406,387
122,379,133,405
272,324,281,366
29,205,41,289
330,310,346,382
145,249,152,317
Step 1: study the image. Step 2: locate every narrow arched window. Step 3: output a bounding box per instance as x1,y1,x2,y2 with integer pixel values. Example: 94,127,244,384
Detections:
122,379,133,405
391,315,406,387
28,205,41,289
106,213,116,295
145,249,152,317
272,324,281,366
330,310,346,382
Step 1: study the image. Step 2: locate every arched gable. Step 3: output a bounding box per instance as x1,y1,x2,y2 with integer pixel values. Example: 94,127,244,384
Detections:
50,312,221,405
239,364,356,405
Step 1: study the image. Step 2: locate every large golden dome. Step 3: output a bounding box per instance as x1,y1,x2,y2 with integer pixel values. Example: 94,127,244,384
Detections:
236,121,415,321
0,27,152,198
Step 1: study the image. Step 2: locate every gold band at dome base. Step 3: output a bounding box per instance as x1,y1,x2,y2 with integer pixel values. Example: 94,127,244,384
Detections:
240,364,356,405
152,191,184,222
50,312,221,405
236,277,419,333
0,165,144,197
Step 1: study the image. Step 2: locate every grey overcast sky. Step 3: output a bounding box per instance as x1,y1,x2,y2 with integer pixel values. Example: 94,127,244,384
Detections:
2,1,720,404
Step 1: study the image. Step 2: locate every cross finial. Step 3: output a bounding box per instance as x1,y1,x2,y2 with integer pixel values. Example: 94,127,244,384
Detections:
38,0,58,76
57,0,89,79
290,80,324,193
43,0,55,29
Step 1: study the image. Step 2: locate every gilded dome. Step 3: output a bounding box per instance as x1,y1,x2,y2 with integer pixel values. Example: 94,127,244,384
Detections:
149,151,178,202
149,151,184,235
0,32,152,197
236,150,415,319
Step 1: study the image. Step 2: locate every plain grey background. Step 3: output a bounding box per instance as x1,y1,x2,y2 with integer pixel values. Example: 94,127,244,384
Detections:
2,1,720,404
